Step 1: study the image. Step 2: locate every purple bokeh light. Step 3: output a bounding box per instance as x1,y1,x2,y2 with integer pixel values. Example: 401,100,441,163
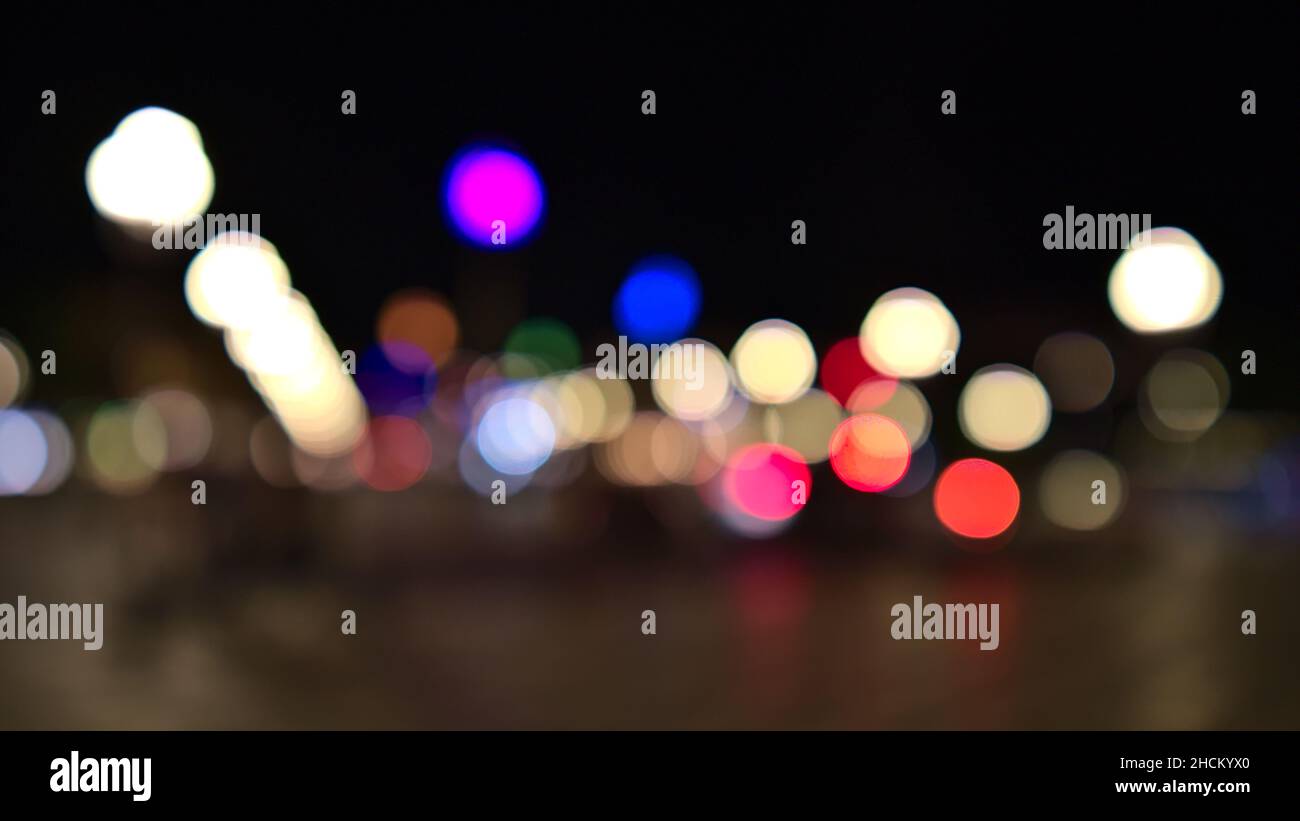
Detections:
443,146,544,248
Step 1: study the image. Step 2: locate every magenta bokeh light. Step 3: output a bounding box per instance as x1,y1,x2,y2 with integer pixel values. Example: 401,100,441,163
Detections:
442,146,544,248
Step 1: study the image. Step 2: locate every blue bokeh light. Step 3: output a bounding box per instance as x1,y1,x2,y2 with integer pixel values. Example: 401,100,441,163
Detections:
355,344,437,417
613,255,702,344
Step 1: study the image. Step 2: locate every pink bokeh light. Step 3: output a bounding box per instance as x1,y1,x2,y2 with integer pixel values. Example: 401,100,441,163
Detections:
722,443,811,522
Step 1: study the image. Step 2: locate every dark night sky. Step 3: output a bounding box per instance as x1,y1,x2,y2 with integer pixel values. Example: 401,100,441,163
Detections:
1,6,1295,412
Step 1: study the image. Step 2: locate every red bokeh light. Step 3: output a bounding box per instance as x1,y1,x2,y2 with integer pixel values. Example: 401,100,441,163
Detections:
933,458,1020,539
820,337,892,407
353,416,433,492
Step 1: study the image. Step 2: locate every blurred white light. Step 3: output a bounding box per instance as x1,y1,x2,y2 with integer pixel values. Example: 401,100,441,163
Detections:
859,287,960,379
86,107,214,228
476,395,556,475
1108,227,1223,333
0,410,48,495
225,292,326,376
183,234,365,457
185,234,292,329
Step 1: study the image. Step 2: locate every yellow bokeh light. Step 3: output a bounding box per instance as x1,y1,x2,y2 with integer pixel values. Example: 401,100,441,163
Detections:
652,339,734,421
0,335,29,408
1108,227,1223,333
859,287,960,379
649,415,699,484
762,388,844,463
588,370,634,442
731,319,816,404
555,371,608,446
1039,450,1124,531
1033,332,1114,413
958,364,1052,451
84,401,166,494
1139,349,1229,442
527,377,580,451
697,404,766,466
596,411,670,487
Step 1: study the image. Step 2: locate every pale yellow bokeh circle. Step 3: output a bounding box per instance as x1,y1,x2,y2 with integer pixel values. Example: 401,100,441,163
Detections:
1039,449,1124,531
859,287,960,378
958,365,1052,451
731,319,816,404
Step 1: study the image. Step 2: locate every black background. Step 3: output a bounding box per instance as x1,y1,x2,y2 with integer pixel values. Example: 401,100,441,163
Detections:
7,730,1284,808
1,5,1295,408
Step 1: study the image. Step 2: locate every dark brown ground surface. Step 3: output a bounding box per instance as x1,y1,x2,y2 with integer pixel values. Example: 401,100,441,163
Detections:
1,481,1294,730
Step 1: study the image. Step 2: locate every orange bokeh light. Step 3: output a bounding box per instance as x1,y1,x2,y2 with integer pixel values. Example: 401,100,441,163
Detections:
845,376,899,411
376,288,459,370
828,413,911,492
